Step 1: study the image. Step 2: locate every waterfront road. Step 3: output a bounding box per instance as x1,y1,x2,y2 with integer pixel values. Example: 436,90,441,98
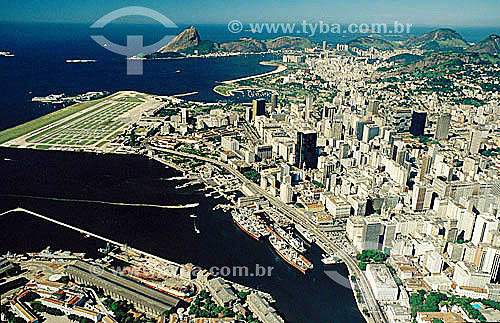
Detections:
147,146,388,323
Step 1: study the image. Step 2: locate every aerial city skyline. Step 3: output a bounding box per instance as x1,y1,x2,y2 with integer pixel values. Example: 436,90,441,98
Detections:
1,1,500,323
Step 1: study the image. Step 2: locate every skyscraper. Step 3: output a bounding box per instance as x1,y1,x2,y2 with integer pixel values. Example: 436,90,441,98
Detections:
271,93,278,112
180,108,188,124
252,99,266,120
356,120,374,140
362,124,380,143
468,127,487,155
245,106,253,122
305,95,313,111
280,183,293,203
410,110,427,136
471,213,499,245
389,108,412,133
279,163,290,183
434,113,451,140
295,130,317,169
367,99,380,117
304,95,313,122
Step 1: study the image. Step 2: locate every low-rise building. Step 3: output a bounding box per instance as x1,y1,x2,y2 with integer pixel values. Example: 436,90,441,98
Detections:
206,278,237,307
10,300,38,323
324,195,351,218
365,264,399,301
246,293,284,323
416,312,465,323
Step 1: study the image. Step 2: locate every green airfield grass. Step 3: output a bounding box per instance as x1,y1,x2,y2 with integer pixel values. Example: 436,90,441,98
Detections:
23,103,138,146
25,102,119,142
0,96,111,144
0,95,143,149
27,102,138,145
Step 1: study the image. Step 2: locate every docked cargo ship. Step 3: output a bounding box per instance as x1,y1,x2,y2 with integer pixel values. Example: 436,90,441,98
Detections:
274,225,306,253
267,227,313,274
231,209,269,241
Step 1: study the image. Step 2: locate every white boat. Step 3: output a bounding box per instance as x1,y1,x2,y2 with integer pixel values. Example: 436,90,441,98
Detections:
321,254,341,264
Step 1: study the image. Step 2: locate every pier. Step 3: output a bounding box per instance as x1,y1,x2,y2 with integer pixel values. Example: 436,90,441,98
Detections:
1,207,123,246
1,207,275,302
0,207,183,268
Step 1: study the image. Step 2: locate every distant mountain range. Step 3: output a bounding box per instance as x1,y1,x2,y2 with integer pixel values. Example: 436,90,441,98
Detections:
405,28,468,51
348,28,500,55
469,35,500,54
347,36,399,51
145,26,500,59
150,26,312,57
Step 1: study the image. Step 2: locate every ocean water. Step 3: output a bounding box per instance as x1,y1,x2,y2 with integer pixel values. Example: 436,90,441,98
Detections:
0,23,280,131
1,23,499,131
0,147,363,323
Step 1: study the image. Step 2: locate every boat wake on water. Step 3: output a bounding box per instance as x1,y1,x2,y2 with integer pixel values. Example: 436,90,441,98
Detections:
3,194,199,209
159,176,187,181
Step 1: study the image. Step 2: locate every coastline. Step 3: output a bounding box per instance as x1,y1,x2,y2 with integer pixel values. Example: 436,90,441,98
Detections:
213,61,286,97
213,85,278,97
172,91,199,98
221,62,286,84
0,146,365,322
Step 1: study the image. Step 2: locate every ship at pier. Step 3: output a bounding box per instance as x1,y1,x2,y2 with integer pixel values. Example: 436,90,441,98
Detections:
231,209,269,241
267,226,313,274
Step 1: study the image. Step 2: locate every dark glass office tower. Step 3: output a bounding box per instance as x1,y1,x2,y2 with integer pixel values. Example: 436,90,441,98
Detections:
295,130,318,169
410,110,427,136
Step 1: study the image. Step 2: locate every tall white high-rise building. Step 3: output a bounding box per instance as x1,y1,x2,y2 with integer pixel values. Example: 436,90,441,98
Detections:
280,183,293,203
425,251,444,274
434,113,451,140
468,127,487,155
472,213,499,245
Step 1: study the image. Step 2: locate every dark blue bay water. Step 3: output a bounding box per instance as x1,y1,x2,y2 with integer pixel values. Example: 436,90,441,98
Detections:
0,23,281,131
0,148,363,323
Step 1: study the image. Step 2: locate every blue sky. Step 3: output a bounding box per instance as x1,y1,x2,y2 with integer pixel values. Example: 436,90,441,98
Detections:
2,0,500,26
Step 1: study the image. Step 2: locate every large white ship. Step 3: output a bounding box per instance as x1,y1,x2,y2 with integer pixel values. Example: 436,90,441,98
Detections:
232,209,269,241
268,232,313,274
274,225,306,253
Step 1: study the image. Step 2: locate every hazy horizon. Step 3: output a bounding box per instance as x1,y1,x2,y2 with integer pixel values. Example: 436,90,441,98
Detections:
2,0,500,27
